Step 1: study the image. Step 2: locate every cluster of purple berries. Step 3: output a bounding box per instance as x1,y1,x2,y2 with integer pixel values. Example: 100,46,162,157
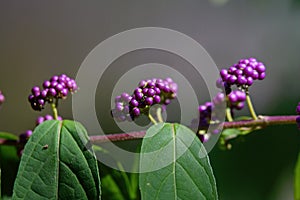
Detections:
112,78,177,121
220,57,266,88
227,90,247,110
296,103,300,129
213,90,246,111
195,90,247,143
0,90,5,106
197,102,214,142
194,101,224,143
28,74,78,111
36,114,63,126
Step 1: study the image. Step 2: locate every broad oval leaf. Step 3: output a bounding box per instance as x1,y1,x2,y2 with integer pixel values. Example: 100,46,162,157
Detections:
12,120,101,200
139,123,218,200
295,152,300,200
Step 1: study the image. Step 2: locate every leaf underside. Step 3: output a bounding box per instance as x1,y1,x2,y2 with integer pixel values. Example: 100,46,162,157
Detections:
139,123,218,200
12,120,101,200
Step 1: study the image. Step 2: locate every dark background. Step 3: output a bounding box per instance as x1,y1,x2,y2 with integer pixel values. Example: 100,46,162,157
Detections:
0,1,300,199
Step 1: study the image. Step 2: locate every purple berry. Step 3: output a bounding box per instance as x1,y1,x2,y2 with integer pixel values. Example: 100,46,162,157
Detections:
0,93,4,105
220,69,228,79
162,85,170,93
235,90,246,101
251,70,259,80
59,88,68,97
147,88,155,97
38,99,45,106
169,83,178,93
55,84,64,92
132,107,140,116
43,81,51,88
36,116,44,125
147,81,155,88
121,92,130,101
258,72,266,80
154,87,161,95
246,77,254,86
48,88,57,97
256,63,266,73
228,75,237,84
237,75,247,85
198,105,207,113
164,99,171,105
50,75,59,82
235,102,245,110
40,89,48,98
51,81,58,88
156,82,165,90
142,88,148,94
234,69,243,76
228,93,238,103
44,114,53,121
130,99,139,107
28,94,34,101
66,80,74,89
145,97,153,105
139,80,147,88
213,92,225,105
135,92,143,100
153,95,161,104
228,66,237,73
31,86,40,97
244,66,253,76
165,77,173,83
115,95,121,103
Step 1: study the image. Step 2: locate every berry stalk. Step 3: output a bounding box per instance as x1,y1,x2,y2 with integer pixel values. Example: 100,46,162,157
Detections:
156,107,164,123
245,92,258,120
148,113,158,124
226,107,233,122
51,102,59,120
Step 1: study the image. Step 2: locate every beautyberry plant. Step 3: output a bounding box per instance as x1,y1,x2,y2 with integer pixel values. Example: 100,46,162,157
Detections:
0,58,299,200
28,74,78,114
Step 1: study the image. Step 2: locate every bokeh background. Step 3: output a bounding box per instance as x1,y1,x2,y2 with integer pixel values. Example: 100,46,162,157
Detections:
0,0,300,199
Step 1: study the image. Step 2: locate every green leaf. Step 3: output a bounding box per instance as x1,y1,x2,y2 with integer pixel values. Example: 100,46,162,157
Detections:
12,120,101,200
295,151,300,200
101,175,125,200
139,123,218,200
0,132,18,140
0,132,19,197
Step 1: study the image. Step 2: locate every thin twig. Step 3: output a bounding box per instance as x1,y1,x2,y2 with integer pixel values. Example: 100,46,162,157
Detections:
1,115,298,146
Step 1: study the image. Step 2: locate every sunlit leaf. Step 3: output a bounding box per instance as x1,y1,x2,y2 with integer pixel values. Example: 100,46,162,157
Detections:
140,123,218,199
12,120,101,200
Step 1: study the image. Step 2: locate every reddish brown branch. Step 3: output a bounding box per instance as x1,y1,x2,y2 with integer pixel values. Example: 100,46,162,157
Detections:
0,115,298,146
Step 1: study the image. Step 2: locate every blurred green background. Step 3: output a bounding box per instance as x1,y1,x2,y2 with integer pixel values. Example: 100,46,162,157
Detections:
0,0,300,199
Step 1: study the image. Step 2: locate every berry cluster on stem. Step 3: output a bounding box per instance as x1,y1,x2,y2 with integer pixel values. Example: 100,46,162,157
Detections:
112,78,177,123
28,74,78,112
219,57,266,89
